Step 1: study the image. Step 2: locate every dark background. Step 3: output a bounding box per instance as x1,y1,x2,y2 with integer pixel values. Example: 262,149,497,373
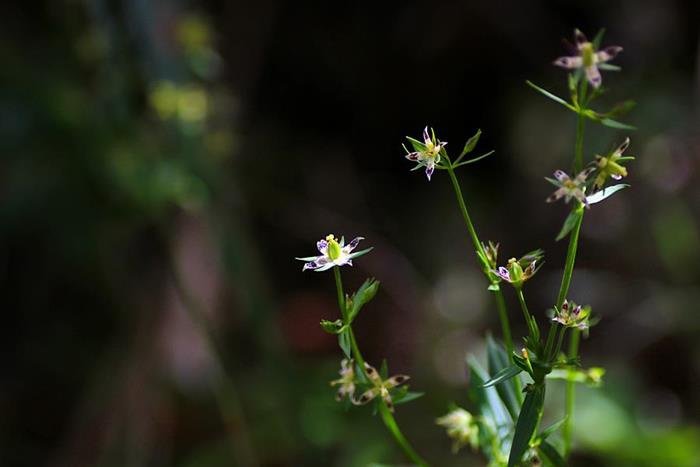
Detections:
2,0,700,465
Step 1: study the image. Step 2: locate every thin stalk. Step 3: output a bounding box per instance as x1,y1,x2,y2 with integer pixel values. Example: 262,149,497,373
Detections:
562,76,589,458
445,162,515,356
556,207,584,309
166,244,258,467
515,288,535,339
554,327,568,358
563,329,580,457
333,267,429,467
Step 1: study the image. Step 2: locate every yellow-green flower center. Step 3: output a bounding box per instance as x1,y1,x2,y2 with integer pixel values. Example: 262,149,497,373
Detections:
326,234,342,260
581,42,595,67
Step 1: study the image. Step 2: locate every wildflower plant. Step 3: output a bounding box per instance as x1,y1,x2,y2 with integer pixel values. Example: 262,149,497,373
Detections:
296,27,635,466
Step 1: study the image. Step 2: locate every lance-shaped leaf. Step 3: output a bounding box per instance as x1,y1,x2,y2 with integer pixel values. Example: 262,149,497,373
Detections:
483,365,523,388
338,329,352,359
487,336,521,420
538,416,567,441
508,385,545,467
600,118,636,130
586,184,629,205
459,129,482,158
526,81,577,112
347,278,380,322
468,357,512,452
539,440,566,467
556,208,583,241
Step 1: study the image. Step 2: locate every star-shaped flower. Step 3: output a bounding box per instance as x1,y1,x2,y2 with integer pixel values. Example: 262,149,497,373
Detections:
553,29,623,88
353,362,409,412
493,250,544,288
295,234,372,272
593,137,632,189
546,167,595,207
403,126,447,181
552,299,592,331
330,358,356,401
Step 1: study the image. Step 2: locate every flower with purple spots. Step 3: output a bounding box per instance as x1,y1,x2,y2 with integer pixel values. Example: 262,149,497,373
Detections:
403,126,447,181
353,362,410,412
330,359,357,401
546,167,595,207
296,234,372,272
552,299,592,331
553,29,623,88
493,249,544,288
593,137,633,189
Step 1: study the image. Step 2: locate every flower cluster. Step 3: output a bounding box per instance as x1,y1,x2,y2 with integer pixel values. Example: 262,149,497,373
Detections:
552,299,592,330
403,126,447,181
435,407,479,453
295,234,370,272
553,29,622,88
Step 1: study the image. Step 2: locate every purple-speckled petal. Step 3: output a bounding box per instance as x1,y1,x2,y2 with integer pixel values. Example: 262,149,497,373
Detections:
344,236,364,252
553,56,583,69
302,261,319,271
585,65,602,88
554,170,569,182
425,165,434,181
497,267,510,281
405,151,420,161
611,174,622,180
423,126,430,143
574,29,588,48
317,239,328,254
596,46,622,63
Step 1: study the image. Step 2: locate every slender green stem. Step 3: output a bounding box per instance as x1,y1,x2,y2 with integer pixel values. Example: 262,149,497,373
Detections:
515,288,535,340
445,161,515,356
332,267,429,467
563,329,580,457
556,207,584,310
562,76,589,458
554,327,568,358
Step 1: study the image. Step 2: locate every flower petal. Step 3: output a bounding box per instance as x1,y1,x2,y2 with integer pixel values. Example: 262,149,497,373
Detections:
585,65,602,88
596,46,623,63
425,165,435,181
302,260,320,271
423,126,430,143
497,267,510,281
546,187,566,203
615,137,630,155
343,236,365,253
553,55,583,69
554,170,570,182
574,29,588,48
317,239,328,254
405,151,420,161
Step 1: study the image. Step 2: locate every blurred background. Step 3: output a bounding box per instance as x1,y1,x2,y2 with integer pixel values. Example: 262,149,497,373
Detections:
2,0,699,466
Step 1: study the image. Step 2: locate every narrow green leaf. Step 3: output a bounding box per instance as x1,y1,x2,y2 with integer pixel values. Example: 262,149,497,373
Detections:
459,129,482,158
392,390,424,406
348,278,380,321
508,386,545,467
487,336,521,420
599,118,636,130
538,416,567,441
539,440,566,467
586,184,629,205
592,28,606,49
468,358,511,444
483,365,523,388
454,150,495,168
556,209,582,241
338,330,351,358
347,246,374,261
598,63,621,71
526,81,576,111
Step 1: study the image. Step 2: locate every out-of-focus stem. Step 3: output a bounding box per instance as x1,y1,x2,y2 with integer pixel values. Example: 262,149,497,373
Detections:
332,267,429,467
166,243,259,467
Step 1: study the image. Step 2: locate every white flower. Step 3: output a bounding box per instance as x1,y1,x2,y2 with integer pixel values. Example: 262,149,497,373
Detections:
553,29,623,88
353,362,409,412
330,359,356,401
295,234,371,272
404,126,447,181
545,167,595,207
436,407,479,453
